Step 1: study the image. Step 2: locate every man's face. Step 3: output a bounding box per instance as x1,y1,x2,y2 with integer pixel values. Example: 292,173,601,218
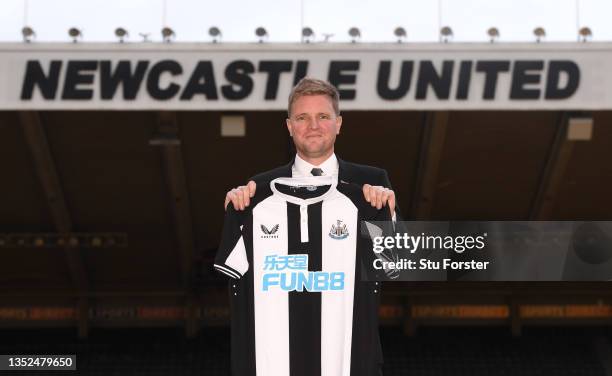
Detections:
286,95,342,159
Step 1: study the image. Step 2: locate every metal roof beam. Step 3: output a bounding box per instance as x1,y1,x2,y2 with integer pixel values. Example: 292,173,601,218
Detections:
529,113,573,220
19,111,89,292
410,111,449,220
155,112,196,289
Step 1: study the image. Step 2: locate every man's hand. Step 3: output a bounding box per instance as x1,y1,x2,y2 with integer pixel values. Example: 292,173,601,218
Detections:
363,184,396,217
224,180,257,210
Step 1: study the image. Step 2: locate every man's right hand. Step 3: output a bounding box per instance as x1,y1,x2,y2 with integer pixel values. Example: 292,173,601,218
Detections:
224,180,257,211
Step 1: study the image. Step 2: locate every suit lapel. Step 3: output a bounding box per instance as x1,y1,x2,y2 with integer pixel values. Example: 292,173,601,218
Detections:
337,157,353,183
279,160,293,177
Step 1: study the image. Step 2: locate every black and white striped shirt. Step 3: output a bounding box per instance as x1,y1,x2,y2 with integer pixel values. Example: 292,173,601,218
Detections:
215,175,393,376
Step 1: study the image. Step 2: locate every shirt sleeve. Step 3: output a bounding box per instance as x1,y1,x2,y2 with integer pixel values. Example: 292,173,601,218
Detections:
214,206,250,279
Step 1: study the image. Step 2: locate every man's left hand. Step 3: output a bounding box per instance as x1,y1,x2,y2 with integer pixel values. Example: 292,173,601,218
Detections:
363,184,396,217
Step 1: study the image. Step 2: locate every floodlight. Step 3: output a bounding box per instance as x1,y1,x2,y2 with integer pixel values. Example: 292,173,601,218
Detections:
578,27,592,42
161,27,175,43
533,27,546,42
255,26,268,43
487,27,499,43
115,27,128,43
348,27,361,43
22,26,35,42
68,27,82,43
302,27,314,43
208,26,222,43
394,27,407,43
440,26,453,42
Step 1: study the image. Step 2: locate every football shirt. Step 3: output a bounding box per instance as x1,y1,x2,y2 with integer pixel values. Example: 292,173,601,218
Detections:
215,175,393,376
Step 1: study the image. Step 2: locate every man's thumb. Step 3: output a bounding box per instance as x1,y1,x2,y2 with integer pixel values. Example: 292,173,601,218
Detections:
247,180,257,197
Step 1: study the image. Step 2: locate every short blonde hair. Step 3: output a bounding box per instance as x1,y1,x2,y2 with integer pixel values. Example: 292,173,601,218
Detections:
288,77,340,117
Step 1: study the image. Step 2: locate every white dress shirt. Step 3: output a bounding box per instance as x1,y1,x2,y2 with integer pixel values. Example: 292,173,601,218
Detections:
291,153,339,178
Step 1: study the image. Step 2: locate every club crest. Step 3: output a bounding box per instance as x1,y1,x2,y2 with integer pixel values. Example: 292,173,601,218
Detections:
329,220,349,240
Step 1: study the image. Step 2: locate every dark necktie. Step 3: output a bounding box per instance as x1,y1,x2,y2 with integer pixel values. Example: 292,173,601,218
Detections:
311,168,323,176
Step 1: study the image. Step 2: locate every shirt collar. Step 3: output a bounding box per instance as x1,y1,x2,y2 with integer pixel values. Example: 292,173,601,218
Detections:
292,153,339,177
270,175,338,205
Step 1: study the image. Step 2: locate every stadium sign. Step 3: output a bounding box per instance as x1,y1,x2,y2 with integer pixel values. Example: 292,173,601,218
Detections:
0,43,610,110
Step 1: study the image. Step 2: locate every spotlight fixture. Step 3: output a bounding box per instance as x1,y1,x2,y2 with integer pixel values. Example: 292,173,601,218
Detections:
208,26,222,43
114,27,128,43
255,27,268,43
91,237,103,247
487,27,500,43
68,27,82,43
21,26,35,42
394,27,407,43
348,27,361,43
302,27,314,43
161,27,175,43
0,233,128,248
440,26,453,43
68,236,79,247
533,27,546,42
578,27,592,42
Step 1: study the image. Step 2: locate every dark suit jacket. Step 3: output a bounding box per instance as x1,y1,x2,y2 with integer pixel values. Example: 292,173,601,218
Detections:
250,156,402,220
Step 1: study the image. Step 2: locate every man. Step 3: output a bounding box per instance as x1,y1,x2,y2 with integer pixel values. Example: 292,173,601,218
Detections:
216,78,400,376
223,77,399,220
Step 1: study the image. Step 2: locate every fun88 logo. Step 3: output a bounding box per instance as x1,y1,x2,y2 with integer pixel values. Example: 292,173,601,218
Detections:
262,254,344,292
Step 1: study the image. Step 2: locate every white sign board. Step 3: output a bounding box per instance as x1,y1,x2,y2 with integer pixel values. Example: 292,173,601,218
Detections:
0,42,611,110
